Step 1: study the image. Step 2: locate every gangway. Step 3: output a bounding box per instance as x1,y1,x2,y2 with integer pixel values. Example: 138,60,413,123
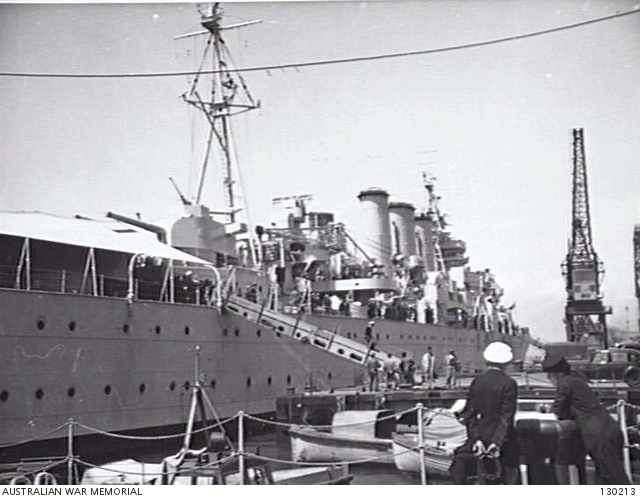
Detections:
223,294,408,367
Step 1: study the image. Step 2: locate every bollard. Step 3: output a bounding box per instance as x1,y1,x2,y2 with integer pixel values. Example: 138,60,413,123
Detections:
618,400,632,483
238,411,245,485
416,403,427,485
67,419,74,485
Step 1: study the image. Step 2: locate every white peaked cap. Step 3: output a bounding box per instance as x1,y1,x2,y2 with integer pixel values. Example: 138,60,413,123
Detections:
483,342,513,364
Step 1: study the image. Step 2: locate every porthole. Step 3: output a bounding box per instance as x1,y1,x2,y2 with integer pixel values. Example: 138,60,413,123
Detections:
155,325,161,335
104,385,111,395
37,319,45,331
337,348,344,355
246,377,252,387
234,328,240,337
169,381,176,391
184,326,190,336
267,376,272,385
210,380,216,389
278,326,284,332
123,324,130,333
67,387,75,398
139,383,146,394
35,389,44,400
286,375,292,385
0,391,8,402
223,328,228,337
68,322,76,331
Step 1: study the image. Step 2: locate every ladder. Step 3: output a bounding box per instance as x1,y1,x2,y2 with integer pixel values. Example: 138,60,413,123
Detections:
223,294,407,367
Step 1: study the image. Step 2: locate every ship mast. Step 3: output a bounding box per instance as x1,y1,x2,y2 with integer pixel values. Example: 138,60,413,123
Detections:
176,3,260,222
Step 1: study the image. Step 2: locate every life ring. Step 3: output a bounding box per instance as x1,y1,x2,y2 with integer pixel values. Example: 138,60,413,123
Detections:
9,475,31,485
34,472,58,485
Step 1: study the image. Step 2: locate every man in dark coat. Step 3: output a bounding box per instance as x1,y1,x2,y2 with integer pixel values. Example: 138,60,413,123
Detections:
542,352,630,485
449,342,519,485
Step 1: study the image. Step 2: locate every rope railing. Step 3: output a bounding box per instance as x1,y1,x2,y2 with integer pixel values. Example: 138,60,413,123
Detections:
0,421,71,449
74,413,238,441
244,405,419,430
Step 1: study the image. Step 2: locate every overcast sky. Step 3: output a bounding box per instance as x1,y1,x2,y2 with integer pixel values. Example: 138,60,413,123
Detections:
1,1,639,342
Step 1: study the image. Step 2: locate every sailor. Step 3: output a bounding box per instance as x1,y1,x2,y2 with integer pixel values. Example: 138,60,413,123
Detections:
421,346,436,389
366,355,381,392
364,321,376,348
541,352,631,485
383,354,399,390
444,350,459,388
449,341,519,485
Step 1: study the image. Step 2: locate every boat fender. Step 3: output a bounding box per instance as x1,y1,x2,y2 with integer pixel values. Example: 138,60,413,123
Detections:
34,472,58,485
9,475,31,485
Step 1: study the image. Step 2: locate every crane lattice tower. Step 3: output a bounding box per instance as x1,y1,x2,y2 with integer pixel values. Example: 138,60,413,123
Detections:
561,128,612,347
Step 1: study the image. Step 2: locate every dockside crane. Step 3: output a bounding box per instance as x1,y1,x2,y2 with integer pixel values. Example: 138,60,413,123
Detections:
561,128,612,347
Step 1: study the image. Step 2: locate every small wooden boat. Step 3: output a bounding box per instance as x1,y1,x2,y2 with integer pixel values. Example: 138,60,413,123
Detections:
290,410,396,465
392,407,467,475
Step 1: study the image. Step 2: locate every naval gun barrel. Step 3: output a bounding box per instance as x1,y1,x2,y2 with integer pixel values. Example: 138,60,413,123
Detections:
107,212,167,244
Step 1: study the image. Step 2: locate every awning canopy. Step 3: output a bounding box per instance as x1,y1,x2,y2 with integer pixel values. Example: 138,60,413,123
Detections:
0,212,211,265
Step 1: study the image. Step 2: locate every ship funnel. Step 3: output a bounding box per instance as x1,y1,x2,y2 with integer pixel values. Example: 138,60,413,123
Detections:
356,188,392,275
389,202,416,257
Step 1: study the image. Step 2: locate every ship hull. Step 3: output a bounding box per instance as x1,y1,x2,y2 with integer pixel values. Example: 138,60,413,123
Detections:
0,288,529,456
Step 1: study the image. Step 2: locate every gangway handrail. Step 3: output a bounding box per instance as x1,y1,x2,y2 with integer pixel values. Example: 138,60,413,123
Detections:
224,294,407,367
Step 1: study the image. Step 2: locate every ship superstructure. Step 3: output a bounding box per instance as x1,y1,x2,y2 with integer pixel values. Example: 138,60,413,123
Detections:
255,174,526,345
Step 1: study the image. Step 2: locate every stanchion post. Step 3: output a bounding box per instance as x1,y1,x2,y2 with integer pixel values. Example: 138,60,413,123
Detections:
618,400,632,483
66,419,74,485
238,411,245,485
417,403,427,485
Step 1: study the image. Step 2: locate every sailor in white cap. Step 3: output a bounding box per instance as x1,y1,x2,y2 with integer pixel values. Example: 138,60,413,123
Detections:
449,342,519,485
364,321,375,349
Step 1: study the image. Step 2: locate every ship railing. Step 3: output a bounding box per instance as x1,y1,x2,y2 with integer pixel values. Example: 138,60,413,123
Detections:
0,262,221,307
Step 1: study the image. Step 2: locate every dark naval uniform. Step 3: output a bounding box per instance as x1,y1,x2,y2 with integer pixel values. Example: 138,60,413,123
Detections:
552,371,630,485
449,367,519,484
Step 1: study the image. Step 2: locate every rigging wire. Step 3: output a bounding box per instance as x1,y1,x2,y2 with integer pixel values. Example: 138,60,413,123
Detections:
1,8,638,79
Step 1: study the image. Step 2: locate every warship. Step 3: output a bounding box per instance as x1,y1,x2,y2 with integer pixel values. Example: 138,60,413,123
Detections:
0,5,532,457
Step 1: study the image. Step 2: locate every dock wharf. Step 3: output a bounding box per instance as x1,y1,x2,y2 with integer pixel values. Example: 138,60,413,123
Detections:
275,373,640,427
